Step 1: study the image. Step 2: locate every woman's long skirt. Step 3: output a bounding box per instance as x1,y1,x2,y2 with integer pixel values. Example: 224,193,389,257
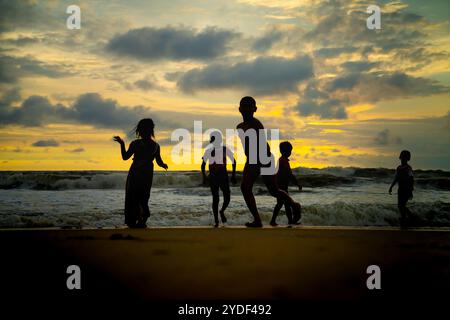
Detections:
124,162,154,227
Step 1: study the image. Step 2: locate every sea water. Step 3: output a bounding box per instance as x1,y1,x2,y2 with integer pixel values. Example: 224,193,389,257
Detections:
0,169,449,228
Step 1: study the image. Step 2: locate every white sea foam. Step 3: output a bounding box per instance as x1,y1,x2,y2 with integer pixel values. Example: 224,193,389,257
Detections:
0,179,449,228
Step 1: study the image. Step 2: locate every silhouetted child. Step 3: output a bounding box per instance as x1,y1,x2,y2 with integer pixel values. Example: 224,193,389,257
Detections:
236,96,301,228
389,150,414,229
114,118,168,228
202,131,236,227
270,142,302,226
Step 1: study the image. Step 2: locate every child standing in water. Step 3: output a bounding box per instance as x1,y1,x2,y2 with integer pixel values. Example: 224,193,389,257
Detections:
389,150,414,229
114,119,168,228
236,96,301,228
270,141,302,226
201,131,237,227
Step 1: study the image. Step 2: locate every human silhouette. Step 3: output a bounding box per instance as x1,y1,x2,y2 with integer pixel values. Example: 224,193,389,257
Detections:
236,96,301,228
270,141,302,226
202,131,237,227
114,118,168,228
389,150,414,229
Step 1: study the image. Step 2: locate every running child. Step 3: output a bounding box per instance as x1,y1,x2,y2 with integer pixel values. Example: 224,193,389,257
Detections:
201,131,237,227
236,96,301,228
270,141,302,226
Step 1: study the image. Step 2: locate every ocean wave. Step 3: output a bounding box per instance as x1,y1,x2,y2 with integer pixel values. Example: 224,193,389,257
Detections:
0,171,203,190
1,201,449,228
301,201,450,227
0,168,449,190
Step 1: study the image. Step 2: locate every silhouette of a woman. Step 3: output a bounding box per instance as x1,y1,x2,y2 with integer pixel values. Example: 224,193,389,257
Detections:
114,119,168,228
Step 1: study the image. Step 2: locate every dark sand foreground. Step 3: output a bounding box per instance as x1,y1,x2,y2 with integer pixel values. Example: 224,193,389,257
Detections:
1,227,449,307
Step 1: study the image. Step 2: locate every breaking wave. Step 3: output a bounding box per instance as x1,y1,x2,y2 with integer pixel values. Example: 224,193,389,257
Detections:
1,167,449,190
0,200,448,228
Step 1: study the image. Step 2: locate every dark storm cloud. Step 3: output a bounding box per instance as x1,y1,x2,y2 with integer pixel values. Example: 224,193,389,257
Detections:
32,139,59,147
373,129,402,146
106,26,240,61
175,55,314,95
0,91,179,130
0,55,73,83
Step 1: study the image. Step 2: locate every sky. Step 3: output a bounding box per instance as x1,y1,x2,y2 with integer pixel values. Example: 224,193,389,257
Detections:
0,0,449,171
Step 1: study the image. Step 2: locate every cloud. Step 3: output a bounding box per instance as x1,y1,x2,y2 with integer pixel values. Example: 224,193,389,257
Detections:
32,139,59,147
295,71,449,119
328,74,360,91
0,0,55,32
175,55,313,95
296,98,347,119
0,36,41,46
65,148,85,153
0,91,178,130
0,87,21,104
155,137,175,146
0,94,65,126
328,72,449,102
295,81,348,119
124,76,164,92
445,111,450,131
313,46,358,58
106,26,239,61
134,79,155,91
0,55,73,83
373,129,402,146
341,61,379,73
69,93,149,129
252,28,284,52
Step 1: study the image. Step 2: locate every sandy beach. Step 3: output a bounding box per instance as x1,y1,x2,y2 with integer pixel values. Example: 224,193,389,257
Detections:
1,226,449,310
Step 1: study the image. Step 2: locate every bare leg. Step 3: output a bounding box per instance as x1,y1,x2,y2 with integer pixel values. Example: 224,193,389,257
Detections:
398,192,411,230
284,202,293,224
220,189,230,223
271,198,283,226
211,184,220,227
241,164,262,227
262,175,301,223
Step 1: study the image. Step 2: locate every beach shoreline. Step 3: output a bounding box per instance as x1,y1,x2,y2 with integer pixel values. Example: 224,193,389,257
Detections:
1,227,449,305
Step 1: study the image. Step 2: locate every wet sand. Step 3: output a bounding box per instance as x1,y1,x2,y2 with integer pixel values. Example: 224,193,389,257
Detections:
1,227,449,307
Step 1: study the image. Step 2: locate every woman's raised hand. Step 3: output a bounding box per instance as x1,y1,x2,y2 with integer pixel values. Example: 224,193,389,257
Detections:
113,136,124,144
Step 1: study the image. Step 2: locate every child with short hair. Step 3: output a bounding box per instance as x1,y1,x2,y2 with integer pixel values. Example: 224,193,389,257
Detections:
270,141,302,226
201,131,236,227
389,150,414,229
236,96,301,228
